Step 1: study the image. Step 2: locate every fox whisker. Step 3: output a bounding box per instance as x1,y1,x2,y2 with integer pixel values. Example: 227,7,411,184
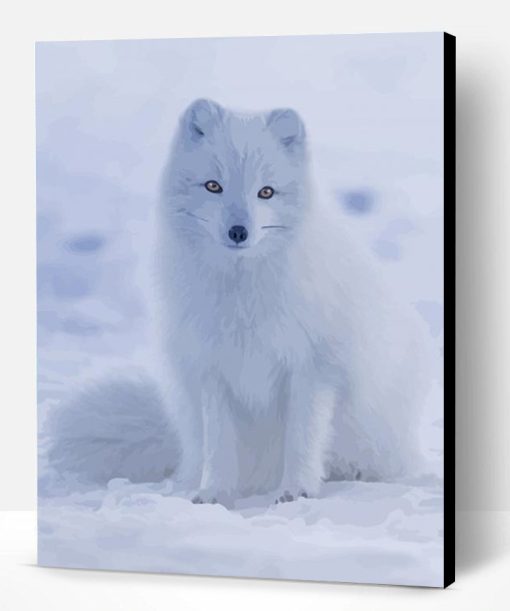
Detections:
176,209,209,223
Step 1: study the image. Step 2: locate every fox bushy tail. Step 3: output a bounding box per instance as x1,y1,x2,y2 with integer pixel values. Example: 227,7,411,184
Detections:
43,373,180,486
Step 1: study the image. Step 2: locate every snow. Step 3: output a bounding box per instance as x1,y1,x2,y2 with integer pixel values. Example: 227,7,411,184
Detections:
36,32,445,587
38,478,443,587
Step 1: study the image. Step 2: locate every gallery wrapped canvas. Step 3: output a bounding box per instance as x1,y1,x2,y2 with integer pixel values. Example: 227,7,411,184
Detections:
36,32,455,587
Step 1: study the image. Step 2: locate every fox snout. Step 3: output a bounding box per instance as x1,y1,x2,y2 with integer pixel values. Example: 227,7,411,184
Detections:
228,225,248,244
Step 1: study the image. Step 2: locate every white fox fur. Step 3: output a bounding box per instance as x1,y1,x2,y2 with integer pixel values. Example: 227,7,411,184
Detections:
45,373,179,486
45,99,432,505
155,99,431,504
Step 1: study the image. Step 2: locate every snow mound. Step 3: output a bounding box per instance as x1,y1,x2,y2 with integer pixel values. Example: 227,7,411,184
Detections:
38,478,443,587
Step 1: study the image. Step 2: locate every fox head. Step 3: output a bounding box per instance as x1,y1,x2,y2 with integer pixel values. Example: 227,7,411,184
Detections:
161,99,310,260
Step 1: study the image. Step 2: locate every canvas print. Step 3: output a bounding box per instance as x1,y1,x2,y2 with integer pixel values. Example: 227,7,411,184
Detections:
37,32,455,587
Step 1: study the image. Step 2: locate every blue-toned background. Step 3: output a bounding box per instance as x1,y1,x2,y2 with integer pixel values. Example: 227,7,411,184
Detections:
37,33,444,403
36,33,445,585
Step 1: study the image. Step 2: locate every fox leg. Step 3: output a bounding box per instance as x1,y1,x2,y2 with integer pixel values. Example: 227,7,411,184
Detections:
190,377,239,506
275,375,335,503
171,394,203,491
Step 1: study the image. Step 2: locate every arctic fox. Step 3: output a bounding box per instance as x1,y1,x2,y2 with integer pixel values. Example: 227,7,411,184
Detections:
154,99,431,505
45,99,432,505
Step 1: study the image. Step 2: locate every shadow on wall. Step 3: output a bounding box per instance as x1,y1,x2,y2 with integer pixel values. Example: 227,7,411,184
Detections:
455,70,510,575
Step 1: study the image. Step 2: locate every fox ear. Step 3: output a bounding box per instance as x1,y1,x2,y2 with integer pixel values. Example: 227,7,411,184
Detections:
266,108,306,152
181,98,224,142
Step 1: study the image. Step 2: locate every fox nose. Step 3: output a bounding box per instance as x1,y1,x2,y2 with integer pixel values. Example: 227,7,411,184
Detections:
228,225,248,244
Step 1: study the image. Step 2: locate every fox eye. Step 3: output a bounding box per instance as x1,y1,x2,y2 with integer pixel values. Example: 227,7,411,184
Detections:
205,180,223,193
258,186,274,199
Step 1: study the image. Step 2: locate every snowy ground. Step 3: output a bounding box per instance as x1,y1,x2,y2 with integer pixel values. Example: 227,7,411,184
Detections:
38,478,443,587
37,33,445,587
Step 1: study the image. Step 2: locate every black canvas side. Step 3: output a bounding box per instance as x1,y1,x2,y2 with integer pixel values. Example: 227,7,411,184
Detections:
443,31,456,589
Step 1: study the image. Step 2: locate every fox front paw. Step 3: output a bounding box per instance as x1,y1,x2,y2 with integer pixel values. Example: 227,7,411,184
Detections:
191,491,217,505
189,487,233,508
274,488,310,504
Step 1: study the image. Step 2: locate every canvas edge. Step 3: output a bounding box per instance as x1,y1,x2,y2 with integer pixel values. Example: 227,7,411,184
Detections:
35,40,42,569
33,33,454,587
443,30,456,589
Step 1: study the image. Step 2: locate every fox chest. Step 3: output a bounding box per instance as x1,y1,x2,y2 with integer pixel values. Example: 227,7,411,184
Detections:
174,305,312,408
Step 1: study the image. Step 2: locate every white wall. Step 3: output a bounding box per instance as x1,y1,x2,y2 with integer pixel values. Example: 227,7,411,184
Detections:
0,0,508,511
